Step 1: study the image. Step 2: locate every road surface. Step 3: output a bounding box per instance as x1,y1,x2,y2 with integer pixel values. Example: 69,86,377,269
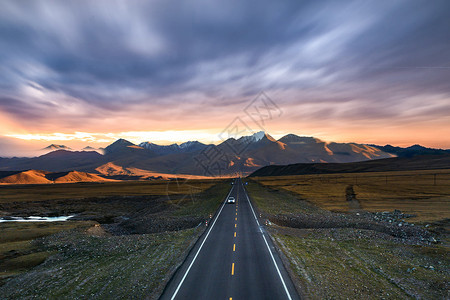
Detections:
160,178,300,300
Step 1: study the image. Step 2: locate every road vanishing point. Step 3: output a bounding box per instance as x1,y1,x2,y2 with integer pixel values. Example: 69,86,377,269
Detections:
160,178,300,300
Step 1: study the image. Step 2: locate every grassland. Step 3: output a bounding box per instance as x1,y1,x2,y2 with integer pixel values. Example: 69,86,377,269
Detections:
0,221,95,280
2,228,201,299
252,169,450,223
0,179,230,299
0,179,218,203
271,227,448,299
245,171,449,299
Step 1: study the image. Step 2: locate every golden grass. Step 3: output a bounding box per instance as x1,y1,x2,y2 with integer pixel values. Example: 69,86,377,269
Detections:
253,169,450,222
0,179,218,203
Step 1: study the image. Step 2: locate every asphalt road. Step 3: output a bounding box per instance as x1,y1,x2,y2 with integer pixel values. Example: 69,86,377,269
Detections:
160,178,300,300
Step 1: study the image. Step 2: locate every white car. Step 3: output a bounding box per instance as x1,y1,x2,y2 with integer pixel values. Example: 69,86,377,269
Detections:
227,196,236,204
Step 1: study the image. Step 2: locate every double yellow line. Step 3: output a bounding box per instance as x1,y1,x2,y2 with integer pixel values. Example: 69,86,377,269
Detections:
232,197,237,276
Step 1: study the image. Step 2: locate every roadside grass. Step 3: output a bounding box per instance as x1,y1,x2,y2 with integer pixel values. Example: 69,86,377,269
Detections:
1,252,50,276
271,227,449,299
0,221,95,243
244,178,449,299
0,229,201,299
0,179,230,297
0,221,96,285
244,180,323,215
251,169,450,223
173,181,232,217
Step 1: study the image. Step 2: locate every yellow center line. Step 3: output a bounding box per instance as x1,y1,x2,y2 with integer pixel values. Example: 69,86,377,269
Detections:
235,217,237,221
231,263,235,275
234,232,236,237
233,244,236,251
235,223,237,228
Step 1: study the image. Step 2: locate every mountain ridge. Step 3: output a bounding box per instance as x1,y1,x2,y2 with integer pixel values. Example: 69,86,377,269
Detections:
1,132,448,177
249,154,450,177
42,144,72,151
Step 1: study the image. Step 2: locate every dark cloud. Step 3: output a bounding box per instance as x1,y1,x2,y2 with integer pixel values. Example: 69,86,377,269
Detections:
0,0,449,125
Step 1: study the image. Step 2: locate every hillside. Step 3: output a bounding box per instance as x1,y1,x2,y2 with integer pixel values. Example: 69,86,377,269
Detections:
95,162,216,180
0,170,116,184
249,154,450,177
0,170,52,184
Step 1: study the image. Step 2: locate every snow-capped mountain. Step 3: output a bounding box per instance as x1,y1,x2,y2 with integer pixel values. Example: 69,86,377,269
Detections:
241,131,266,142
139,141,208,155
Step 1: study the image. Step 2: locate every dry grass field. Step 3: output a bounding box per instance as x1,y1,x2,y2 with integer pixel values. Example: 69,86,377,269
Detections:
244,177,449,299
0,179,230,298
0,179,217,204
253,169,450,223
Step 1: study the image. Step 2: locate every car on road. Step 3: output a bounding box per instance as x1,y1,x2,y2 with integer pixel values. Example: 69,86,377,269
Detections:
227,196,236,204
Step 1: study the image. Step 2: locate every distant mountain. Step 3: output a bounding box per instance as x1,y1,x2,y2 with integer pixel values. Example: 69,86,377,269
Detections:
167,132,394,176
369,144,450,158
103,139,158,168
104,139,139,154
81,146,103,154
82,146,101,151
0,133,402,176
42,144,72,151
249,154,450,177
139,141,208,155
0,150,104,172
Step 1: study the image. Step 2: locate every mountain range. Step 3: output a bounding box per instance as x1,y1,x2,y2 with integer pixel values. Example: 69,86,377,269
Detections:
0,131,448,178
250,154,450,177
367,144,450,158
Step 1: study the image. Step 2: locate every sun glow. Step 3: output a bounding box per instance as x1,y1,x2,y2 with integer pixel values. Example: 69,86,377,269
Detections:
6,130,225,146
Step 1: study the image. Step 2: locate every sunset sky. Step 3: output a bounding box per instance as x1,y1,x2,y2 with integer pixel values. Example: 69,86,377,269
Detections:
1,0,449,156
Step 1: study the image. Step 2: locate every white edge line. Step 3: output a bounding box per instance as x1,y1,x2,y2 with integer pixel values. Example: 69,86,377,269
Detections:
242,180,293,300
170,180,235,300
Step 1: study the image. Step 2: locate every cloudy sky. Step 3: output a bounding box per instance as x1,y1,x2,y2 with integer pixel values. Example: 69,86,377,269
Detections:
0,0,449,155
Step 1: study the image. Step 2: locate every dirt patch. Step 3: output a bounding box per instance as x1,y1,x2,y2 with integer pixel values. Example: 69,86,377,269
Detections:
85,224,109,236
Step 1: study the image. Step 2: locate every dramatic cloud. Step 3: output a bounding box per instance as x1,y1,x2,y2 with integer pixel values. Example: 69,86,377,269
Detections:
0,0,449,148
